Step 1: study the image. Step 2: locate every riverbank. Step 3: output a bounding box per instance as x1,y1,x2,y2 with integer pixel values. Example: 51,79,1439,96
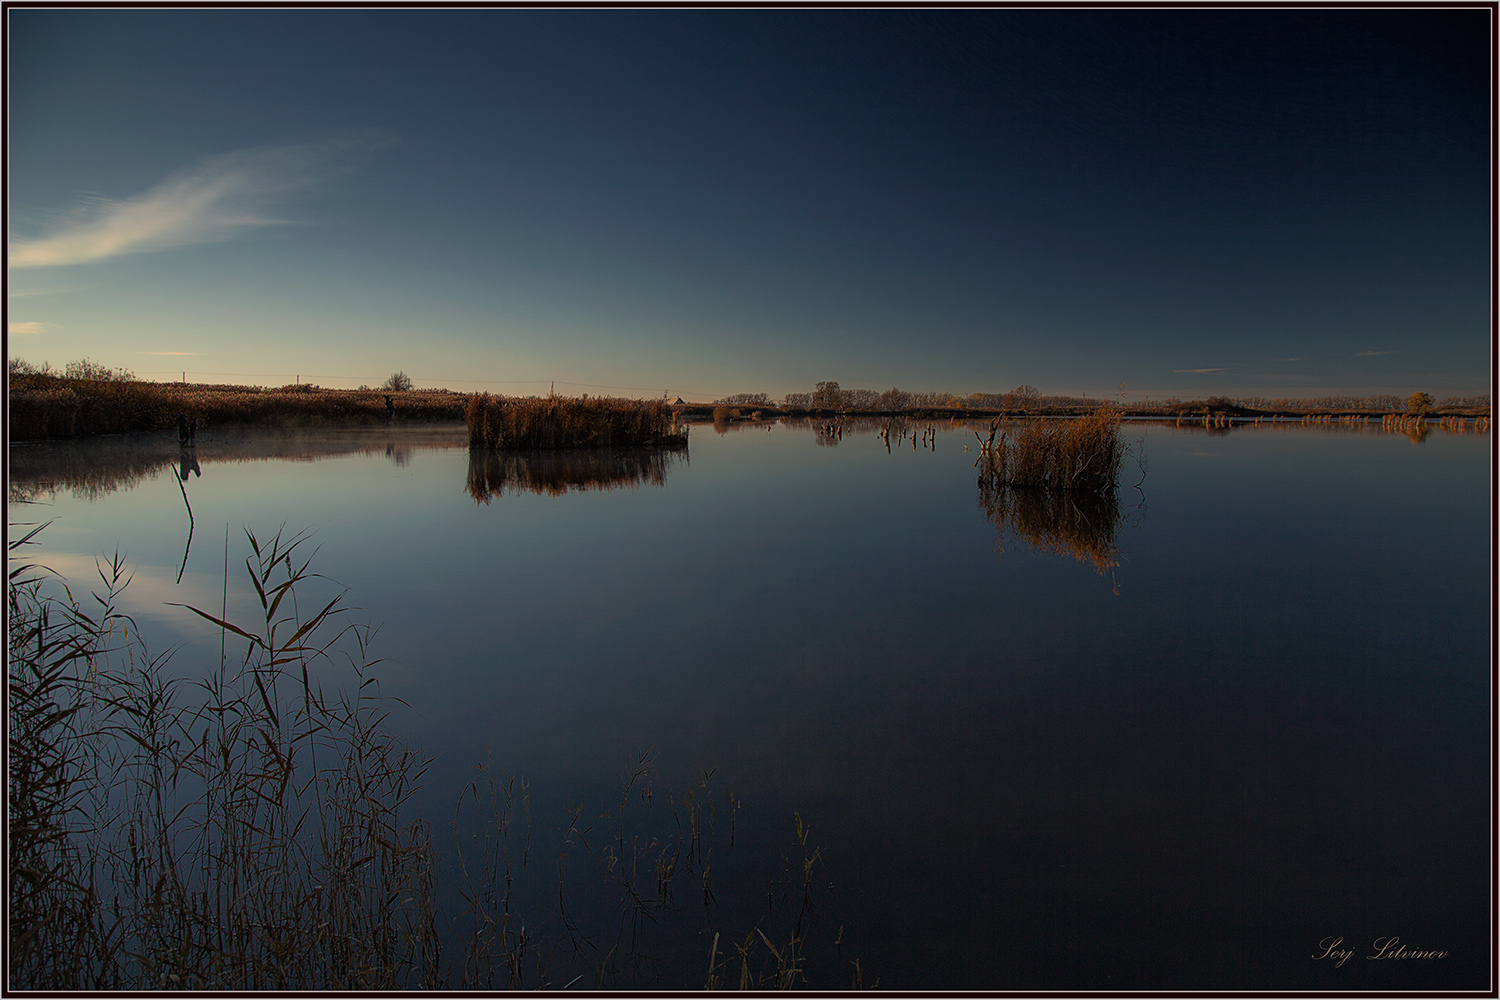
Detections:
7,374,1490,441
7,375,468,440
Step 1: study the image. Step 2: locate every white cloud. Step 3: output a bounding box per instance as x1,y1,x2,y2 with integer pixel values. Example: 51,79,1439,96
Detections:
8,321,54,335
8,132,392,269
1173,367,1227,374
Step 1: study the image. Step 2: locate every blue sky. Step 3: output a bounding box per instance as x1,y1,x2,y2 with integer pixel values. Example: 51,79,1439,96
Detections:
7,8,1491,401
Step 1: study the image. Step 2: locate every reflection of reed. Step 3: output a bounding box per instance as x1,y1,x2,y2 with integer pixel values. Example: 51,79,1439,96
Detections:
8,427,468,503
9,439,175,503
977,479,1124,575
465,445,686,503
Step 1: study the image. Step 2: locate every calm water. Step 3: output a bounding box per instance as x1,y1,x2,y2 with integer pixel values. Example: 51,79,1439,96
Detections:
8,418,1491,990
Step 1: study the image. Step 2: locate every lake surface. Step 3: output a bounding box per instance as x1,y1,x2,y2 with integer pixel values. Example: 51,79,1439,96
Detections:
8,417,1491,990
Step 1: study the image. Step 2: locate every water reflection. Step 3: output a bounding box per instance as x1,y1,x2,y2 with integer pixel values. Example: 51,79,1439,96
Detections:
977,479,1135,579
8,426,467,503
465,444,687,502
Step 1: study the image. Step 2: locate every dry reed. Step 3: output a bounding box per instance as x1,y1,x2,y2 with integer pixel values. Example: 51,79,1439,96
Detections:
8,526,440,990
976,407,1125,492
9,373,466,441
465,393,685,450
9,526,856,990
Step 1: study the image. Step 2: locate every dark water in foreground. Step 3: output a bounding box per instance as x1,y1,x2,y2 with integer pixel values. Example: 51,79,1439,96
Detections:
7,418,1491,990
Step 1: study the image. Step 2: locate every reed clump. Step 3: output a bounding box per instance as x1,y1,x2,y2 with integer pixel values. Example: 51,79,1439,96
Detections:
465,393,686,450
976,407,1125,492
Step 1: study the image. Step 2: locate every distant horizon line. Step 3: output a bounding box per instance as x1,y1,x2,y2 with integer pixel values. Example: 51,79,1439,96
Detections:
16,365,1489,405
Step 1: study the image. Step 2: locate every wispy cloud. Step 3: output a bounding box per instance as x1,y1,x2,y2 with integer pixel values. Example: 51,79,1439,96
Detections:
8,321,54,336
1355,350,1395,357
8,132,392,269
1276,357,1305,362
7,286,80,298
1173,368,1227,374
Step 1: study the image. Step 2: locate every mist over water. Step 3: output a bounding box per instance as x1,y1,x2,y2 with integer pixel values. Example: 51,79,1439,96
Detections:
8,419,1489,990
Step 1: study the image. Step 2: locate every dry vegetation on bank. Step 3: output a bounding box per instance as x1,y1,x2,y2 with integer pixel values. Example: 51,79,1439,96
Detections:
8,371,466,441
8,360,1489,442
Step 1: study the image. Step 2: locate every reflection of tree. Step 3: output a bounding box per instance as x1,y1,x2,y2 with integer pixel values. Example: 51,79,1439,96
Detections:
466,445,686,503
977,479,1129,577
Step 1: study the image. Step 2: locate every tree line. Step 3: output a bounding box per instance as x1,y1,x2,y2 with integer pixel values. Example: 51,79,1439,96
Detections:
718,381,1489,414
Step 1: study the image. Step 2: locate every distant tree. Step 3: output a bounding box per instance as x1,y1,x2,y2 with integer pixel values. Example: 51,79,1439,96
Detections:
9,357,38,378
1439,394,1492,409
382,371,414,392
1006,384,1041,410
811,381,846,410
1406,391,1434,414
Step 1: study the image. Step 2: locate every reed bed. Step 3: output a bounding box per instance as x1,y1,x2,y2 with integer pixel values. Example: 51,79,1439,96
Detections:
8,373,466,440
465,446,684,502
9,526,855,990
975,407,1126,493
465,393,685,450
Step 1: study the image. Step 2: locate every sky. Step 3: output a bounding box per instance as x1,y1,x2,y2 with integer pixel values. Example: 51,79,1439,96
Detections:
7,8,1492,402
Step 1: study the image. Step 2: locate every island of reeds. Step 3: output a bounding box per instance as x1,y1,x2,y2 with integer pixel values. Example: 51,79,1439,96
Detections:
975,406,1125,493
974,407,1134,577
464,392,687,450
